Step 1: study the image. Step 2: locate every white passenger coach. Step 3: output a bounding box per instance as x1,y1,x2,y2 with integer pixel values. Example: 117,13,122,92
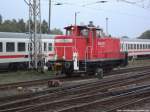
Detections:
120,38,150,58
0,32,56,69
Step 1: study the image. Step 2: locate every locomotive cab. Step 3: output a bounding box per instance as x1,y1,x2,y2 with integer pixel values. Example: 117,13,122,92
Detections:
53,22,128,77
65,22,104,39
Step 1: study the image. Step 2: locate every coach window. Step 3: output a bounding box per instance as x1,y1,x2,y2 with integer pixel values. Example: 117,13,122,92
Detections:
143,44,145,49
48,43,52,51
140,44,142,49
146,44,148,49
137,44,139,49
126,44,128,50
127,44,129,50
128,44,130,50
130,44,132,49
6,42,15,52
0,42,2,52
44,43,47,51
28,43,32,51
131,44,132,49
134,44,136,49
18,43,25,52
131,44,133,50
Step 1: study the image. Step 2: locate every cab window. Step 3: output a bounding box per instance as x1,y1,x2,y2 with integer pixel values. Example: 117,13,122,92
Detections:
66,29,72,35
96,30,101,38
81,29,88,37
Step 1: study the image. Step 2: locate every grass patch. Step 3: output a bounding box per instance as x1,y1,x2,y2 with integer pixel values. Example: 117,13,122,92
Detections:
0,59,150,85
128,59,150,66
0,70,55,84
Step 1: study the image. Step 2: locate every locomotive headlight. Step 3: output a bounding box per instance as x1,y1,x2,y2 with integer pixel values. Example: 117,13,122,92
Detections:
54,54,58,60
71,27,74,30
63,56,66,60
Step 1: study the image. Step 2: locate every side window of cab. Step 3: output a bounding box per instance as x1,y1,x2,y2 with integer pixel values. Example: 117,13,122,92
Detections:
48,43,52,51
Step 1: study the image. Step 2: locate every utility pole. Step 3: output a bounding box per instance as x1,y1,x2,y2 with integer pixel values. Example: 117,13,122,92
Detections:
49,0,51,33
106,17,108,36
24,0,42,70
75,12,80,26
75,12,77,26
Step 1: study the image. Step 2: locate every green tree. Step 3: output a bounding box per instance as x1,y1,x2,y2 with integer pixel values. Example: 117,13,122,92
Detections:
0,14,2,24
1,20,13,32
0,19,21,32
18,19,26,32
50,28,63,35
26,19,34,33
0,15,63,34
138,30,150,39
41,20,48,33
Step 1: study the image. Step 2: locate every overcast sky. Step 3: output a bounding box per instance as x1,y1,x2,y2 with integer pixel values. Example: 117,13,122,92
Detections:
0,0,150,38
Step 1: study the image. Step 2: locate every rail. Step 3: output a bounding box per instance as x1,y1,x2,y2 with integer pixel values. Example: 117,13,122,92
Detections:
1,69,150,112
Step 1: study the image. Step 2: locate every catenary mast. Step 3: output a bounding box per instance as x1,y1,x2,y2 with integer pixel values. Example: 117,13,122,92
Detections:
24,0,43,70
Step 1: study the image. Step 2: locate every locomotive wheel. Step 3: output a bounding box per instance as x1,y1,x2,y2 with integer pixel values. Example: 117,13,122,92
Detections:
63,62,73,77
95,68,103,79
87,71,95,76
64,62,71,69
103,67,113,73
64,69,73,77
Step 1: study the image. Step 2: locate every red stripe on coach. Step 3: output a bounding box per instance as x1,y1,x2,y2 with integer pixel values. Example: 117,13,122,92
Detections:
49,54,54,56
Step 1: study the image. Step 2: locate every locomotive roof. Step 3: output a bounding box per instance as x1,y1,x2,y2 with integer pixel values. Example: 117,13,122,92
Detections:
64,25,102,30
0,32,57,39
121,38,150,42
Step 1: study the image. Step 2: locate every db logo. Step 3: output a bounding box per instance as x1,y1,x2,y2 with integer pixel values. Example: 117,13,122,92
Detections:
98,42,105,47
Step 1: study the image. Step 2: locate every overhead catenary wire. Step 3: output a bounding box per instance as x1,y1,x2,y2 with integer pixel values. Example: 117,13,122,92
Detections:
44,0,150,22
117,0,150,9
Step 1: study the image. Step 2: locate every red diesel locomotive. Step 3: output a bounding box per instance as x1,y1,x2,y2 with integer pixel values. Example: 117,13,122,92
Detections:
51,22,128,77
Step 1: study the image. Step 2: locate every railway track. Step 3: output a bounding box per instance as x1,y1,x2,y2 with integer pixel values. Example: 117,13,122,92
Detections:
54,85,150,112
0,65,150,104
0,65,150,91
0,68,150,112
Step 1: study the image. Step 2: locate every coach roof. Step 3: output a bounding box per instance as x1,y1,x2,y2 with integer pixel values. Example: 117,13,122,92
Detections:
0,32,57,39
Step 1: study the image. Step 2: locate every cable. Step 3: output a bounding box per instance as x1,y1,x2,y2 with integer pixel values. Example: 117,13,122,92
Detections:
117,0,150,9
39,0,150,21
